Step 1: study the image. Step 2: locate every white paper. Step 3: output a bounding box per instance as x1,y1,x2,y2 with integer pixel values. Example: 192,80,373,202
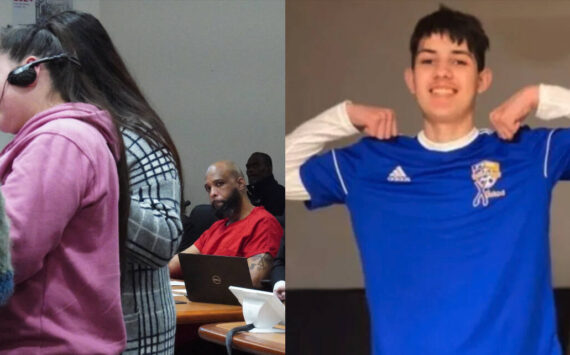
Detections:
249,327,285,334
13,0,36,25
172,289,187,296
36,0,73,21
13,0,73,25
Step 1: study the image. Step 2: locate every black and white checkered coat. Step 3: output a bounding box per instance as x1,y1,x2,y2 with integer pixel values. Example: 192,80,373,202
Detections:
120,129,183,354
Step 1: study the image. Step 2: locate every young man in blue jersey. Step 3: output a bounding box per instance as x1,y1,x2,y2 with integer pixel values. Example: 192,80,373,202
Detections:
286,5,570,355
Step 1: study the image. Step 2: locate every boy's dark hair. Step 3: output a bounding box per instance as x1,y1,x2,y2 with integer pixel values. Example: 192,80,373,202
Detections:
409,5,489,72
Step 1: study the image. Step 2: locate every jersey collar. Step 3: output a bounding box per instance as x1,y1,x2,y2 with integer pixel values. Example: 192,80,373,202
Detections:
417,127,479,152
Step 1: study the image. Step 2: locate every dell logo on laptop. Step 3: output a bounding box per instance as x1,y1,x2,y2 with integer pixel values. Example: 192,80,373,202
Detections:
212,275,222,285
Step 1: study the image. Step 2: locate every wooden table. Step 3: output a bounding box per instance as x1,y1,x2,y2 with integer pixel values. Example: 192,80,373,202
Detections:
173,285,244,324
199,321,285,355
173,283,246,352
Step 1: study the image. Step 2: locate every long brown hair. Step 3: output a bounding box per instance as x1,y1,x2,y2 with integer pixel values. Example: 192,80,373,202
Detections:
45,11,185,205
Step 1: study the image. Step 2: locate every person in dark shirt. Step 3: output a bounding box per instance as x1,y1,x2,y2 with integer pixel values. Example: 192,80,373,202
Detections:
246,152,285,216
271,235,285,301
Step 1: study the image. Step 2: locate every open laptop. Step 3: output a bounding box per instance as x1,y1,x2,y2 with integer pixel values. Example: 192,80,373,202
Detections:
179,253,253,305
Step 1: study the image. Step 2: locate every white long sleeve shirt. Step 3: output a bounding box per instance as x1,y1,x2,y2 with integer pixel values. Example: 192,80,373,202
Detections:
285,84,570,201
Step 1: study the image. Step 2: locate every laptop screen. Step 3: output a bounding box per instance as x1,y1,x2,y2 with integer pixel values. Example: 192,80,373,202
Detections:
179,253,253,305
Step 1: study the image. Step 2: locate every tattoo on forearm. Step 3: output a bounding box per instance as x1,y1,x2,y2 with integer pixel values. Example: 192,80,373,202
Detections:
248,253,273,273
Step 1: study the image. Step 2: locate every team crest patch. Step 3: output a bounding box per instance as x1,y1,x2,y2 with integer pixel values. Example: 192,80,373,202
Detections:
471,160,506,207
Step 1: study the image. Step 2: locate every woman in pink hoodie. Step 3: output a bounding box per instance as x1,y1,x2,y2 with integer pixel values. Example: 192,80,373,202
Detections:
0,24,128,353
45,11,185,354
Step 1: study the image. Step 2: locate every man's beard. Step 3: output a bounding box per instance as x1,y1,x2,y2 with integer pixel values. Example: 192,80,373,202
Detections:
211,188,242,219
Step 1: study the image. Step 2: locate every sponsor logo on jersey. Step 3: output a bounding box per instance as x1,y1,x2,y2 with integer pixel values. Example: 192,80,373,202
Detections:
387,165,411,182
471,160,506,207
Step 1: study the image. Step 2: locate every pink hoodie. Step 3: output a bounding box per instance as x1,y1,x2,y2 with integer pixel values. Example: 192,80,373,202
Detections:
0,103,126,354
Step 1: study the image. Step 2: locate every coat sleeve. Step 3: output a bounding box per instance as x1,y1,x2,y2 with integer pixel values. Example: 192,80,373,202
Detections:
123,130,183,268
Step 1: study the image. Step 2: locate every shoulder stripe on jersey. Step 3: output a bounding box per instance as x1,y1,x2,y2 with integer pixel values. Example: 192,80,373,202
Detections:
331,149,348,195
544,129,557,178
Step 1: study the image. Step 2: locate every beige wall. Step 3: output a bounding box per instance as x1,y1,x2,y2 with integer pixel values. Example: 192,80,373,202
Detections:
286,0,570,289
0,0,285,208
99,0,284,206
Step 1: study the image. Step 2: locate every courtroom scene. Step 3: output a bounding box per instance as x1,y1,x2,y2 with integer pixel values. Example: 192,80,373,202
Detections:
0,1,285,355
286,1,570,355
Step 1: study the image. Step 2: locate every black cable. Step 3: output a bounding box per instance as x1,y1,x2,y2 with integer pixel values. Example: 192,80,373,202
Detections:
225,323,255,355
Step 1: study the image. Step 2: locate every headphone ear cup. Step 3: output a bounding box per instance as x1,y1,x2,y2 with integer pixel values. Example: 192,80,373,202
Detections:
7,66,37,87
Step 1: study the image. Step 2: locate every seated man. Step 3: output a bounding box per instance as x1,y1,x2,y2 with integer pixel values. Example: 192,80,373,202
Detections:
169,160,283,288
246,152,285,216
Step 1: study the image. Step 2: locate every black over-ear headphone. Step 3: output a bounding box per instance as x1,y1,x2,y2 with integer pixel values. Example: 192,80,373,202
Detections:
7,54,81,87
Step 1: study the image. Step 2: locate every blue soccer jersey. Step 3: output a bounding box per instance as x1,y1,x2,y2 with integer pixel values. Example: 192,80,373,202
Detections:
300,126,570,355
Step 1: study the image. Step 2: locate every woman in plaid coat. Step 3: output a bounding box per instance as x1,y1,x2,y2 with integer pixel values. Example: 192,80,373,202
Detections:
46,11,185,354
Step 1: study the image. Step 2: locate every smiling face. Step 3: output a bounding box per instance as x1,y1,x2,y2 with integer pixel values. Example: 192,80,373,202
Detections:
404,33,492,126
